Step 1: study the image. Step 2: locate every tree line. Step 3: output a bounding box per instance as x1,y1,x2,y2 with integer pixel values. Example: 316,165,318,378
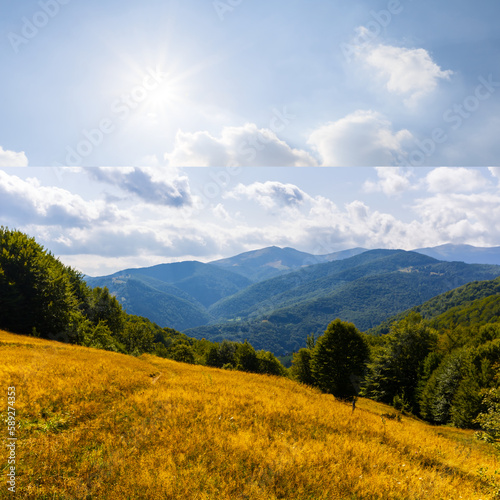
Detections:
291,309,500,443
0,227,285,377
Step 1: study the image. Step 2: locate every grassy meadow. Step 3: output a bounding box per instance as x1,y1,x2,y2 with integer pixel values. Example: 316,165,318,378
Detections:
1,329,500,499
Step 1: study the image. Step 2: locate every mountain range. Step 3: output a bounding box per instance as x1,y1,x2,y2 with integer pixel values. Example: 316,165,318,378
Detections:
85,244,500,354
413,243,500,265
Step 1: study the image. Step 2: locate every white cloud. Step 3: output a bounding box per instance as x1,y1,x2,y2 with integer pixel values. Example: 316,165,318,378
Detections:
84,167,193,206
364,167,414,196
413,191,500,245
425,167,490,193
307,110,413,166
0,146,28,167
226,181,310,209
212,203,232,221
0,170,119,228
8,168,500,277
488,167,500,181
356,36,453,106
164,123,317,167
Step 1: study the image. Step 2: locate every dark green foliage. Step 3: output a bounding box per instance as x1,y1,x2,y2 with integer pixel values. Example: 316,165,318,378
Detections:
310,319,369,398
450,364,484,428
256,350,287,376
189,253,500,355
169,343,195,364
363,313,438,411
86,276,212,331
291,348,314,385
87,287,124,336
205,340,238,368
419,349,469,424
369,276,500,336
118,316,156,355
236,340,259,372
81,320,123,352
475,379,500,441
0,227,78,340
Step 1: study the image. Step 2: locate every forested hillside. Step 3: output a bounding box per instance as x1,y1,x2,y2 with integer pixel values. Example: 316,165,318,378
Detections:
86,247,500,349
368,276,500,336
187,252,500,354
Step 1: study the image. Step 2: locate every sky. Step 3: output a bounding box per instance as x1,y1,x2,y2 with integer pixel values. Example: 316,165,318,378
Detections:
2,166,500,276
1,0,500,167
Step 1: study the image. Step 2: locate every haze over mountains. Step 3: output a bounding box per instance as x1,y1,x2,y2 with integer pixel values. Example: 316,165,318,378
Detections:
85,244,500,354
413,243,500,266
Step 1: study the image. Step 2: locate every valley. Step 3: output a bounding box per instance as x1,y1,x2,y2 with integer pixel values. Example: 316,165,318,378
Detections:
86,245,500,354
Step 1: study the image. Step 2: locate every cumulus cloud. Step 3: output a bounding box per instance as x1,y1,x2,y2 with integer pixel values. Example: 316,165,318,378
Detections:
164,123,317,167
0,170,118,228
364,167,414,196
226,181,310,209
413,191,500,244
425,167,490,193
84,167,192,207
488,167,500,181
307,110,413,166
355,35,453,106
0,146,28,167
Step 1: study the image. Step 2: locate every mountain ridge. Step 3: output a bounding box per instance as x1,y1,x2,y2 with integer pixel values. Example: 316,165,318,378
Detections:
86,245,500,351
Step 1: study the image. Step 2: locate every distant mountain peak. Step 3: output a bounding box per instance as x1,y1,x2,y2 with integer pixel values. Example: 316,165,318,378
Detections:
414,244,500,266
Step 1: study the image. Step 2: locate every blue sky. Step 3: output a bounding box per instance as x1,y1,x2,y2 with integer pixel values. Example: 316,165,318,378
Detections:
1,0,500,166
1,167,500,276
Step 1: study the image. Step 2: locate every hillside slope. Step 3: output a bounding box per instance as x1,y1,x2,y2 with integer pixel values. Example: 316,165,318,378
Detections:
87,260,252,307
2,329,498,499
208,250,500,323
99,276,213,331
368,276,500,335
85,261,253,330
188,252,500,353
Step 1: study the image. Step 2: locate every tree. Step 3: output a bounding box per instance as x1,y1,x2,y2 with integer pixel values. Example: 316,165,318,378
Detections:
311,319,369,399
236,340,259,372
205,340,238,368
118,317,155,354
291,348,314,385
257,350,287,376
82,320,122,352
169,343,195,364
419,348,469,424
87,287,124,336
0,227,78,340
363,312,437,411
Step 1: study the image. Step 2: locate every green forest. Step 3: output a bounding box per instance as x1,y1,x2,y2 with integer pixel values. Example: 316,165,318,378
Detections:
1,227,500,443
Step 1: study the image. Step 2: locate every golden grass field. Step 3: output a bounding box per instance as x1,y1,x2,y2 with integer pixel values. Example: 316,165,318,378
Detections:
1,328,500,499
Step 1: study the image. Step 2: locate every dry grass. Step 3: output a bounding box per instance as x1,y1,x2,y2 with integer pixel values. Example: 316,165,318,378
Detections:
1,328,499,499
